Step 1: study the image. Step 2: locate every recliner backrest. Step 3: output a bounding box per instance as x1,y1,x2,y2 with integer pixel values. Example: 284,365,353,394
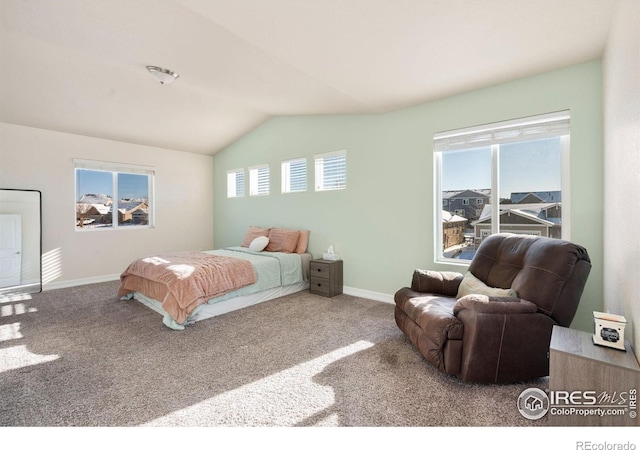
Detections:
468,233,591,326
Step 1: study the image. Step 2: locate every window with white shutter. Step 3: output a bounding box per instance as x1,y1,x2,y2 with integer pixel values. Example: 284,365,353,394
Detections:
281,158,307,193
249,164,270,196
314,150,346,192
227,169,245,198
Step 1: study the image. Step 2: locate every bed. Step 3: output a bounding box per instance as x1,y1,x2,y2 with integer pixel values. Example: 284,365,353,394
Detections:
118,226,311,330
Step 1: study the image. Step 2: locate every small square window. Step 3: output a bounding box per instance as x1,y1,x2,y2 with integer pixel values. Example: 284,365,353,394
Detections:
249,164,270,196
227,169,245,198
282,158,307,193
315,150,346,191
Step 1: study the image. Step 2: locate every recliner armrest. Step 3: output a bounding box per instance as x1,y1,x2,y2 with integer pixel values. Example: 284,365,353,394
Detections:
452,294,537,315
452,294,553,382
411,269,463,296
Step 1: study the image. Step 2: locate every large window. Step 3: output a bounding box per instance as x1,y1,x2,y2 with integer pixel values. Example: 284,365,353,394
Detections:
227,168,245,198
314,150,346,191
75,160,154,230
249,164,270,196
434,111,570,263
281,158,307,193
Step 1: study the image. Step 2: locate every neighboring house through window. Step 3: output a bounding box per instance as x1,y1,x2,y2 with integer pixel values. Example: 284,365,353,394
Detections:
434,110,570,263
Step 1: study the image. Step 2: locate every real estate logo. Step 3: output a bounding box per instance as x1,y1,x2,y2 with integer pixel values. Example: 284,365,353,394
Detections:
517,388,550,420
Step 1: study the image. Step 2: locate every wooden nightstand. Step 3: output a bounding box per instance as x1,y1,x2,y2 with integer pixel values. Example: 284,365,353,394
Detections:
549,325,640,426
309,259,343,297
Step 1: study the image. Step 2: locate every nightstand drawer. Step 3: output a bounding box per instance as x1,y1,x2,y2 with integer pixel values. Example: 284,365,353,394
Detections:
310,261,331,279
310,277,332,295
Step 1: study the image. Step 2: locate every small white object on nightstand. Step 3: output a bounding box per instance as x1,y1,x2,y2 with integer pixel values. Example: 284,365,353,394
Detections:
323,244,341,261
593,311,627,351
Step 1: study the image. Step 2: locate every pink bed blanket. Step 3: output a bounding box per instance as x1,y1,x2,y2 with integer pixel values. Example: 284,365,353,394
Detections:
118,251,257,325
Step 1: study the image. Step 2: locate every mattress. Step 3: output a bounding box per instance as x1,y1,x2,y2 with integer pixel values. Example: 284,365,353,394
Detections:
121,247,311,330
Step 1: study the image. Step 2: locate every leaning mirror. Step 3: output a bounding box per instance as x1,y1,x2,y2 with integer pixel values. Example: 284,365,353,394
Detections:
0,189,42,294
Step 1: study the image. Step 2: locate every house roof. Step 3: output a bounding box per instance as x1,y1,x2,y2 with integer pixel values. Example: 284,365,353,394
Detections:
79,203,110,215
0,0,617,155
442,211,468,223
118,201,147,214
473,203,559,226
511,191,562,203
443,189,491,199
78,193,112,204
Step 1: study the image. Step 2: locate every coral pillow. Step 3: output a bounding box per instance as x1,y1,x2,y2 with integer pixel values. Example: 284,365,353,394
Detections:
241,226,270,247
266,228,300,253
295,230,310,254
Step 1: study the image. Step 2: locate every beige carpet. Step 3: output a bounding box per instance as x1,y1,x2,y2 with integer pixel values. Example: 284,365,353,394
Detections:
0,281,548,427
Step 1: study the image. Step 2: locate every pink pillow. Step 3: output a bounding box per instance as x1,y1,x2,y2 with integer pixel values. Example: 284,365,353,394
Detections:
241,226,270,247
295,230,310,253
266,228,300,253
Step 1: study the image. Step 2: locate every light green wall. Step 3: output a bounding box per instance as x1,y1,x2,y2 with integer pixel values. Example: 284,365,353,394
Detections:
213,60,603,332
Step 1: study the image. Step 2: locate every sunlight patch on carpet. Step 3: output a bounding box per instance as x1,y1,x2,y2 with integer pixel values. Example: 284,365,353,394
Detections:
0,293,32,304
0,344,59,373
141,340,375,426
0,323,23,342
0,293,38,317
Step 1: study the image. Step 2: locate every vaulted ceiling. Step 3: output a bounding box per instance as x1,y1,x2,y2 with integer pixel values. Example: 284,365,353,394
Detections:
0,0,617,155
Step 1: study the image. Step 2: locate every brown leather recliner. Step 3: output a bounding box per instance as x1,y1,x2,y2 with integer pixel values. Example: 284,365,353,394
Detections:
394,233,591,383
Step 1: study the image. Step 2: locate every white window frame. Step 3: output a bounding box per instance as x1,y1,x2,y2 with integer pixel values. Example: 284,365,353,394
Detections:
74,159,155,231
281,157,307,194
433,111,571,265
249,164,270,196
314,150,347,192
227,168,245,198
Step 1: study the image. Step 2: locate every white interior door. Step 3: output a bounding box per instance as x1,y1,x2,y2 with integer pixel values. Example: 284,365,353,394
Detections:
0,214,22,288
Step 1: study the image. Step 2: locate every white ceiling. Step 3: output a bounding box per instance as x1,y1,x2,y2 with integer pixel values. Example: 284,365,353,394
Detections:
0,0,617,155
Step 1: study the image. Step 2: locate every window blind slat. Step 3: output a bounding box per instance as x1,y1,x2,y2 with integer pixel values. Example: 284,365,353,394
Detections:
434,111,570,152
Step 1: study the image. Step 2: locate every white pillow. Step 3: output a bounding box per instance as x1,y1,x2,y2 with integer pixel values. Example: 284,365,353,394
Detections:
249,235,269,252
456,271,517,299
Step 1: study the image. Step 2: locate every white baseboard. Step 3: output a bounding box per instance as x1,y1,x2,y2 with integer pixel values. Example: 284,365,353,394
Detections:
43,274,120,291
343,286,394,304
